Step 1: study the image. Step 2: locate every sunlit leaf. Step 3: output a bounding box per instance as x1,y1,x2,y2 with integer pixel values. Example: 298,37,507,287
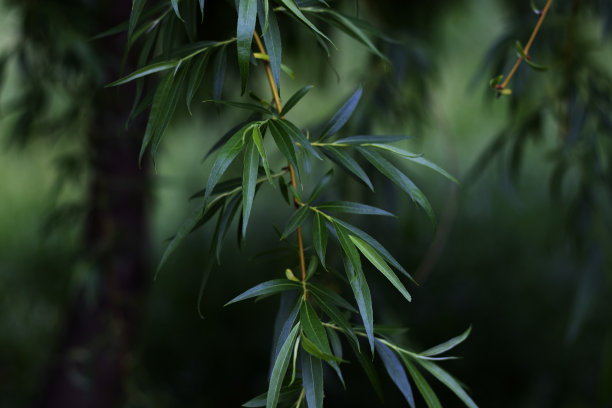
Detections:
226,279,301,306
375,340,415,408
319,87,362,140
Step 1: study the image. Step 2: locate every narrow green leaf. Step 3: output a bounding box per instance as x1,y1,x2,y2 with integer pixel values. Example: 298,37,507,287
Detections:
281,205,310,240
418,360,478,408
203,99,273,115
242,138,259,237
252,126,273,183
280,85,314,116
350,235,412,302
204,114,259,162
301,334,347,363
242,384,302,407
278,0,331,44
267,324,301,408
226,279,301,306
238,0,258,94
186,51,211,114
307,169,333,204
489,75,504,89
214,193,241,262
269,119,299,171
334,222,374,352
375,340,415,408
271,294,302,373
319,87,362,140
327,327,343,359
312,291,359,348
306,255,318,280
308,283,357,313
358,147,436,226
366,144,459,185
515,41,547,71
349,340,383,401
129,0,147,41
333,134,409,145
139,73,173,165
258,1,282,91
333,219,414,284
402,357,442,408
420,326,472,357
170,0,182,20
312,213,328,267
203,125,248,205
213,45,227,100
530,0,543,14
300,301,332,355
107,60,179,87
322,146,373,190
277,119,322,160
318,201,394,217
301,351,324,408
278,176,291,205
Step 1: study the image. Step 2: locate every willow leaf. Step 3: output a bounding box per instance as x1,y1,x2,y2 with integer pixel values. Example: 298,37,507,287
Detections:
375,340,415,408
237,0,258,93
267,324,301,408
226,280,301,306
319,87,362,140
301,351,324,408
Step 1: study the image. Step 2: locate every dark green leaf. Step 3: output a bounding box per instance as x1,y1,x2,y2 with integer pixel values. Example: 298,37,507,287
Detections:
238,0,258,94
516,41,547,71
308,283,357,313
333,218,414,284
349,340,383,401
281,205,309,239
318,201,394,217
375,340,415,408
350,235,412,302
269,119,299,171
367,144,459,184
489,75,504,89
420,326,472,357
204,114,259,161
280,85,314,116
308,169,333,204
418,360,478,408
107,60,179,87
301,334,346,363
271,293,301,374
213,45,227,100
333,134,409,145
129,0,147,41
225,279,301,306
301,351,324,408
258,1,282,91
306,255,318,280
267,324,301,408
358,147,436,226
322,146,373,190
300,301,332,355
334,222,374,352
252,126,273,183
277,0,331,43
401,357,442,408
319,87,362,140
312,212,328,267
171,0,182,20
186,52,211,114
242,384,302,407
276,119,322,160
278,176,291,205
203,125,248,205
312,291,359,348
214,193,242,262
242,138,260,237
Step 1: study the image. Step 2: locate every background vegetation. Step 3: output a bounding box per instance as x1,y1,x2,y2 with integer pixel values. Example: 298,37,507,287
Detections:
0,0,611,406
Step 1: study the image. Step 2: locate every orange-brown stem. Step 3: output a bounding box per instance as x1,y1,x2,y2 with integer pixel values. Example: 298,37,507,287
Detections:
499,0,553,91
253,32,309,293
